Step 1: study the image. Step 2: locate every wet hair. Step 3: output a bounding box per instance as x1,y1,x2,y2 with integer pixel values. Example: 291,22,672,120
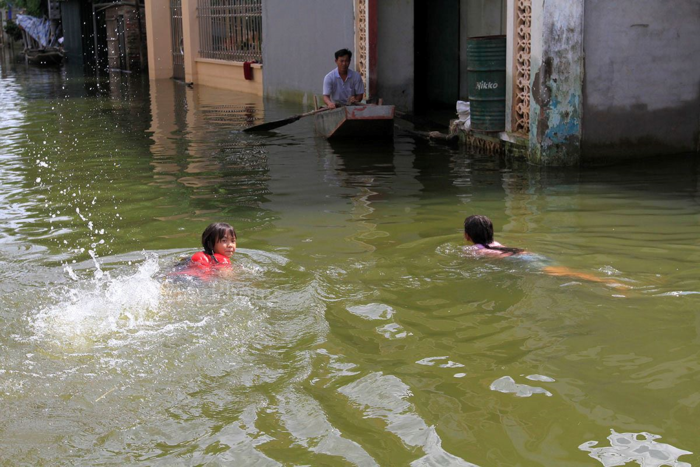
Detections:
201,222,236,255
464,215,523,256
335,48,352,60
464,215,494,245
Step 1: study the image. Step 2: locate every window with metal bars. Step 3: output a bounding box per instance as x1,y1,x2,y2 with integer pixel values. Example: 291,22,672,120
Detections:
197,0,262,62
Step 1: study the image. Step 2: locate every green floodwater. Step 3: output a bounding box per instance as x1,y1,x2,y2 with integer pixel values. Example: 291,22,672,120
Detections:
0,60,698,466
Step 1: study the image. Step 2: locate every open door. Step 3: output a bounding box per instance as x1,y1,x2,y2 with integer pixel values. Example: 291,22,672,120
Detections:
414,0,460,114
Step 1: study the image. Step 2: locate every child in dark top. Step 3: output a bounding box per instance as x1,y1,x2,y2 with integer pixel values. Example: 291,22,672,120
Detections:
464,215,524,256
191,222,237,266
464,215,627,288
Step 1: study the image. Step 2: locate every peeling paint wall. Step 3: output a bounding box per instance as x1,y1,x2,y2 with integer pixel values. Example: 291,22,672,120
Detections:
528,0,585,166
262,0,355,106
582,0,700,161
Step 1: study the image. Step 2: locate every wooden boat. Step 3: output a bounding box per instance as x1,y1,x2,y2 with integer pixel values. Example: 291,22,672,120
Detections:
25,48,64,66
314,104,395,139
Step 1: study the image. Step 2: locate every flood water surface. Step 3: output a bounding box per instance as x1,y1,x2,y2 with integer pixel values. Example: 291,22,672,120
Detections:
1,62,698,466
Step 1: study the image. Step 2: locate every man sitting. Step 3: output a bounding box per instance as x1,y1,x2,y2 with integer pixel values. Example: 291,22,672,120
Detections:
322,48,365,109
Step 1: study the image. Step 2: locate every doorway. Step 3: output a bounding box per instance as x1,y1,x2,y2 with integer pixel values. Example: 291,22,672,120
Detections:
414,0,460,115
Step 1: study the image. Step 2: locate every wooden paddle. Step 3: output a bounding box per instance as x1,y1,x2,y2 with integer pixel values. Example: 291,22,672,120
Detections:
243,107,332,132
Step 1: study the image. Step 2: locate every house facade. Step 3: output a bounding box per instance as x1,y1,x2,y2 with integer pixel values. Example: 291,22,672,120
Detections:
142,0,700,166
145,0,263,95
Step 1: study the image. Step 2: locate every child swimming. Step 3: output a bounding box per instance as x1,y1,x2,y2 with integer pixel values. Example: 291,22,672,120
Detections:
191,222,237,266
464,215,627,288
166,223,237,283
464,215,524,256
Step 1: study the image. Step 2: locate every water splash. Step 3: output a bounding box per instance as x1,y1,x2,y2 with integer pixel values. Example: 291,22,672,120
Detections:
579,430,692,467
32,253,163,345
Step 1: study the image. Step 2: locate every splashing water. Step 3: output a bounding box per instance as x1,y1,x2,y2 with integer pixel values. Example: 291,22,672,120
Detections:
31,253,164,345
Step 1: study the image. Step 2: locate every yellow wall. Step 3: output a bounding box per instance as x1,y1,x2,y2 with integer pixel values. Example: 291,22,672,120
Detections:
144,0,263,96
195,59,263,96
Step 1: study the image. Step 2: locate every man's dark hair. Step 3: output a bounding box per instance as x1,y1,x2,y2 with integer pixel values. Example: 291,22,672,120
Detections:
335,48,352,60
201,222,236,255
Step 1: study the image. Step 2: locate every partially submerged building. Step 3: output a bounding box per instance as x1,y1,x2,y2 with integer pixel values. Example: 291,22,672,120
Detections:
60,0,147,72
145,0,263,94
142,0,700,166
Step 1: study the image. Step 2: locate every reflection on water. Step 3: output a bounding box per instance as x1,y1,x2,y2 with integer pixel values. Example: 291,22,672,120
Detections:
0,59,698,465
490,376,553,397
580,431,692,467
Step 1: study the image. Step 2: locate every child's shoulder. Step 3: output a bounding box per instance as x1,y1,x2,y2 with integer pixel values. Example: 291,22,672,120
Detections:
191,251,211,264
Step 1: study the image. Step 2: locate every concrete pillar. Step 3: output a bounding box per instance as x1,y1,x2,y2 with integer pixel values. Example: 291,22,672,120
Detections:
181,0,199,83
528,0,584,166
145,0,173,79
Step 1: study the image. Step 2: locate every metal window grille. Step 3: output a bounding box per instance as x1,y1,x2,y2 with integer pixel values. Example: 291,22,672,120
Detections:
197,0,262,63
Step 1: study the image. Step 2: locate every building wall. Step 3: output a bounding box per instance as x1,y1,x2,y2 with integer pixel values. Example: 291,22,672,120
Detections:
145,0,264,94
582,0,700,160
195,59,263,95
262,0,355,106
375,0,414,111
105,6,147,72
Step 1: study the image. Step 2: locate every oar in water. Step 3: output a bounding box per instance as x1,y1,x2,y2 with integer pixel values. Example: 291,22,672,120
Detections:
243,107,332,132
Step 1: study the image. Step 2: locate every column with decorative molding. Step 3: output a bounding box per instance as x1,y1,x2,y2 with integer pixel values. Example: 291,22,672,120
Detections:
355,0,377,101
506,0,531,135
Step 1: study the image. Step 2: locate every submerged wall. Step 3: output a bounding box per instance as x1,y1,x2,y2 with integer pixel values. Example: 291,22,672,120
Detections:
582,0,700,161
262,0,355,106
